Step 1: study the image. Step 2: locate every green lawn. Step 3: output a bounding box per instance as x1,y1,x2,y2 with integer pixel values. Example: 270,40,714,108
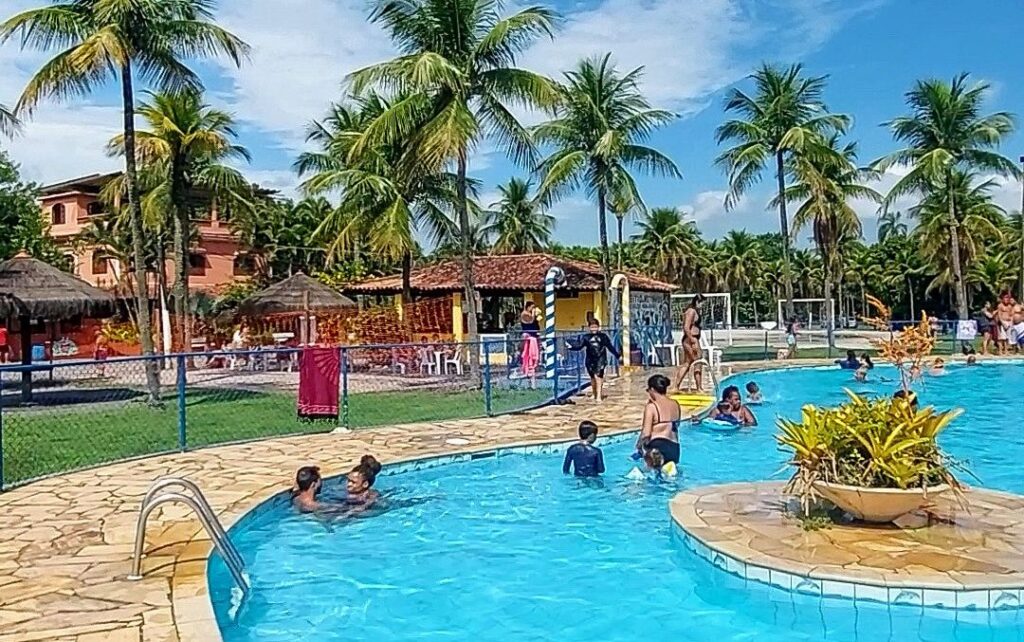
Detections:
0,385,553,487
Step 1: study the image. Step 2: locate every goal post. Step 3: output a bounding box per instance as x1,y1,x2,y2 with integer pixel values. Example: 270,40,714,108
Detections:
777,298,836,331
671,292,733,346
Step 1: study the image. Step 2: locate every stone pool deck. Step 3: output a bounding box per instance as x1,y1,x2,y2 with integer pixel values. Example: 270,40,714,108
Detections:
671,482,1024,609
0,368,678,642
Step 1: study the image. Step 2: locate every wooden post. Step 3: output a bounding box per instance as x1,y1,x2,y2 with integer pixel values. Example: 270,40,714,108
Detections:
19,314,31,404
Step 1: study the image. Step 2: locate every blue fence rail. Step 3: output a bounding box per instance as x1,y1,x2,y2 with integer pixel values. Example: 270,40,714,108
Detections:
0,334,604,491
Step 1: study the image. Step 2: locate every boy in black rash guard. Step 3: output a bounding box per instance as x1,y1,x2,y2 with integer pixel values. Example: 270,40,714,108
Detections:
563,421,605,477
570,318,620,402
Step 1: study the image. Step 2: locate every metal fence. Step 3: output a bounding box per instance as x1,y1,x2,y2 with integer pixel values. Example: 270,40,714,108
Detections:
0,335,597,490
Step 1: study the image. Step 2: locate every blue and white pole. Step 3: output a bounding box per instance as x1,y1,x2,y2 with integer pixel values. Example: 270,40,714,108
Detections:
544,266,564,380
610,273,630,367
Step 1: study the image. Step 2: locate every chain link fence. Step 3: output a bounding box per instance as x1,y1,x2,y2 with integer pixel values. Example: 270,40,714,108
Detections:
0,337,595,490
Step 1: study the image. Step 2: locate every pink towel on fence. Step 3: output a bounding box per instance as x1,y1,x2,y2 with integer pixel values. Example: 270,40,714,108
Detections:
298,347,340,419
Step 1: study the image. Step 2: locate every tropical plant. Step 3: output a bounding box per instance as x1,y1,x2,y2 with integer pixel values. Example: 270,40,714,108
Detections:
485,177,553,254
777,391,963,515
632,207,694,283
297,94,465,302
968,251,1017,301
862,295,936,391
535,53,679,318
0,150,61,264
877,210,907,242
608,192,640,268
1,0,248,401
349,0,559,355
876,73,1020,320
0,103,19,136
715,63,849,320
718,230,763,323
778,136,880,337
108,89,251,350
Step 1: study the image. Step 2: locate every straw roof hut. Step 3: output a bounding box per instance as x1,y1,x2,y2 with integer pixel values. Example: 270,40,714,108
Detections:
238,273,355,316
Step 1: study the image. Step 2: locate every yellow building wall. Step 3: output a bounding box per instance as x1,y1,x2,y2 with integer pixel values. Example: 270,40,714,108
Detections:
522,291,602,332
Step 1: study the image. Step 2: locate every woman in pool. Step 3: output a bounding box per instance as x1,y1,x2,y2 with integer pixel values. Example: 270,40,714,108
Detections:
929,357,946,376
344,455,382,513
519,302,540,387
637,374,682,465
709,385,757,426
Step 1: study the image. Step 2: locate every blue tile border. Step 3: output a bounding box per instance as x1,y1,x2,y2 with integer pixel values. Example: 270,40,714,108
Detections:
671,520,1024,611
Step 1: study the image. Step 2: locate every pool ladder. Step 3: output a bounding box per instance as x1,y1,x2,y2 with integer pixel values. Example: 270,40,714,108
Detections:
127,476,250,594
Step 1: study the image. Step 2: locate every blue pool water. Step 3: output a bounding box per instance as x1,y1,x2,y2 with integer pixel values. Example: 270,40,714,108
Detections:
211,362,1024,641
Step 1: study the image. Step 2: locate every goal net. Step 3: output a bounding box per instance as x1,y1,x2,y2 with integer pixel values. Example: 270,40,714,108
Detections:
671,293,733,346
777,299,836,347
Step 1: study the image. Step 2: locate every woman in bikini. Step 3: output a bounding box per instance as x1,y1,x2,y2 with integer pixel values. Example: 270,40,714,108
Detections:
673,294,704,392
519,302,540,388
637,374,682,464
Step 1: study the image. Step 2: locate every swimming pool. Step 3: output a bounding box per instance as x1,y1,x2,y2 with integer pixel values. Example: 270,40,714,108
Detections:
210,362,1024,641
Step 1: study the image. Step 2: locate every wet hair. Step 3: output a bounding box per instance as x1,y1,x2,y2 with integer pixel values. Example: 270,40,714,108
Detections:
967,354,977,364
745,381,759,393
578,420,598,441
689,294,705,308
721,385,740,401
644,448,665,470
647,374,670,395
354,455,381,487
846,350,857,360
862,354,874,368
295,466,321,492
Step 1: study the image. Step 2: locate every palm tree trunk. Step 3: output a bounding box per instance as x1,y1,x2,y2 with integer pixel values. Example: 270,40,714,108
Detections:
947,169,968,320
823,255,834,347
456,150,479,377
775,151,796,321
907,275,916,320
401,251,412,304
597,186,612,322
170,153,190,355
615,214,624,270
121,63,160,403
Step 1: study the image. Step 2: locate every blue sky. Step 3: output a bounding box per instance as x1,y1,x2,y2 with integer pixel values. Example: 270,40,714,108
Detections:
2,0,1022,246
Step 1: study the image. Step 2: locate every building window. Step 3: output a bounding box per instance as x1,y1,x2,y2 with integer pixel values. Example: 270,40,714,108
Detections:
91,252,109,275
51,203,66,225
233,254,256,276
86,201,104,216
189,253,206,275
61,253,77,274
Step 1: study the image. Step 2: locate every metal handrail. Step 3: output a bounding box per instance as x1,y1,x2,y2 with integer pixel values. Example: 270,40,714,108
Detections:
690,358,720,398
128,479,249,594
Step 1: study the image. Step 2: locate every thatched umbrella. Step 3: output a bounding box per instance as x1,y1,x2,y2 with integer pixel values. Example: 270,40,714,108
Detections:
238,273,356,344
0,252,115,402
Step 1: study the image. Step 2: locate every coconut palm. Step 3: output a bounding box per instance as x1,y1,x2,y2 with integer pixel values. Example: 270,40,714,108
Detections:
967,251,1016,303
777,136,881,338
876,73,1020,319
877,209,907,242
911,170,1006,303
609,192,641,269
632,207,694,282
883,239,926,320
484,177,553,254
718,230,763,323
108,89,251,350
1,0,248,399
0,103,18,136
297,94,464,303
349,0,559,351
535,53,680,317
715,63,850,320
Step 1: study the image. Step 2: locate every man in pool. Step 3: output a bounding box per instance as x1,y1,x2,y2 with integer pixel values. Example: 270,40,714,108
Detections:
293,465,324,513
569,318,620,402
835,350,860,369
562,420,605,477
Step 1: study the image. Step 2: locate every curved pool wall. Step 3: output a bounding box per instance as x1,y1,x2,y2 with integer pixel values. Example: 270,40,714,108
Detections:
210,361,1024,642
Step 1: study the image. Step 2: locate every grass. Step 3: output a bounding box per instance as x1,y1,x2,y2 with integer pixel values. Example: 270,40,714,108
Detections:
0,385,553,487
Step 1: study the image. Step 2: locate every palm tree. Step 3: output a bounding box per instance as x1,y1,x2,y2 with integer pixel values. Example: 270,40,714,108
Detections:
968,251,1017,302
535,53,680,318
608,192,640,269
884,239,926,320
0,103,19,136
632,207,695,282
109,89,251,351
718,230,763,323
876,73,1020,320
715,63,849,320
297,94,464,303
485,177,554,254
2,0,248,399
349,0,559,351
911,170,1006,305
877,210,907,242
778,136,880,339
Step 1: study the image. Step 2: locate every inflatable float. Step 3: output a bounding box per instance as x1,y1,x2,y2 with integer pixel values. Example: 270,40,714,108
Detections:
670,393,715,409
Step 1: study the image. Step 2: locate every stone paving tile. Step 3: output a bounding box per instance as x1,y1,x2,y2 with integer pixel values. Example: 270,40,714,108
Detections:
671,481,1024,592
2,364,726,642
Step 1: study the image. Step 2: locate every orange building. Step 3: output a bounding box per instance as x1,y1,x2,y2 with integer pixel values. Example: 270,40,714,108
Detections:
39,172,254,293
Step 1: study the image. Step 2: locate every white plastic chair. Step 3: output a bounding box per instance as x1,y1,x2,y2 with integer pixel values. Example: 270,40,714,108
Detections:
418,347,437,375
700,334,723,372
444,345,464,375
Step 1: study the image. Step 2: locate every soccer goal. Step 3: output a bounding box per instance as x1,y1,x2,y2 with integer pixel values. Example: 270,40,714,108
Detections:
671,292,733,346
777,298,836,331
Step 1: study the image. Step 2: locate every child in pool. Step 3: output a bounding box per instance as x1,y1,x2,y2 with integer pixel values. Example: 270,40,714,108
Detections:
929,358,946,376
854,365,869,383
644,448,677,478
563,421,605,477
745,381,763,404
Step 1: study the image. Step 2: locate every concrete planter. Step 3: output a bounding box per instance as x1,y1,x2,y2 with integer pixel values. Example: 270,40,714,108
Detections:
812,481,951,523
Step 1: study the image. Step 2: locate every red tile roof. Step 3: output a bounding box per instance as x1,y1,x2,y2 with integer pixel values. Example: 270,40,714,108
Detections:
345,253,676,294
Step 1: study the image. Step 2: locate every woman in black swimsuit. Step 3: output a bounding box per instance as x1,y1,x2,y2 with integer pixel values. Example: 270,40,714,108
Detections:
674,294,704,392
637,374,682,463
